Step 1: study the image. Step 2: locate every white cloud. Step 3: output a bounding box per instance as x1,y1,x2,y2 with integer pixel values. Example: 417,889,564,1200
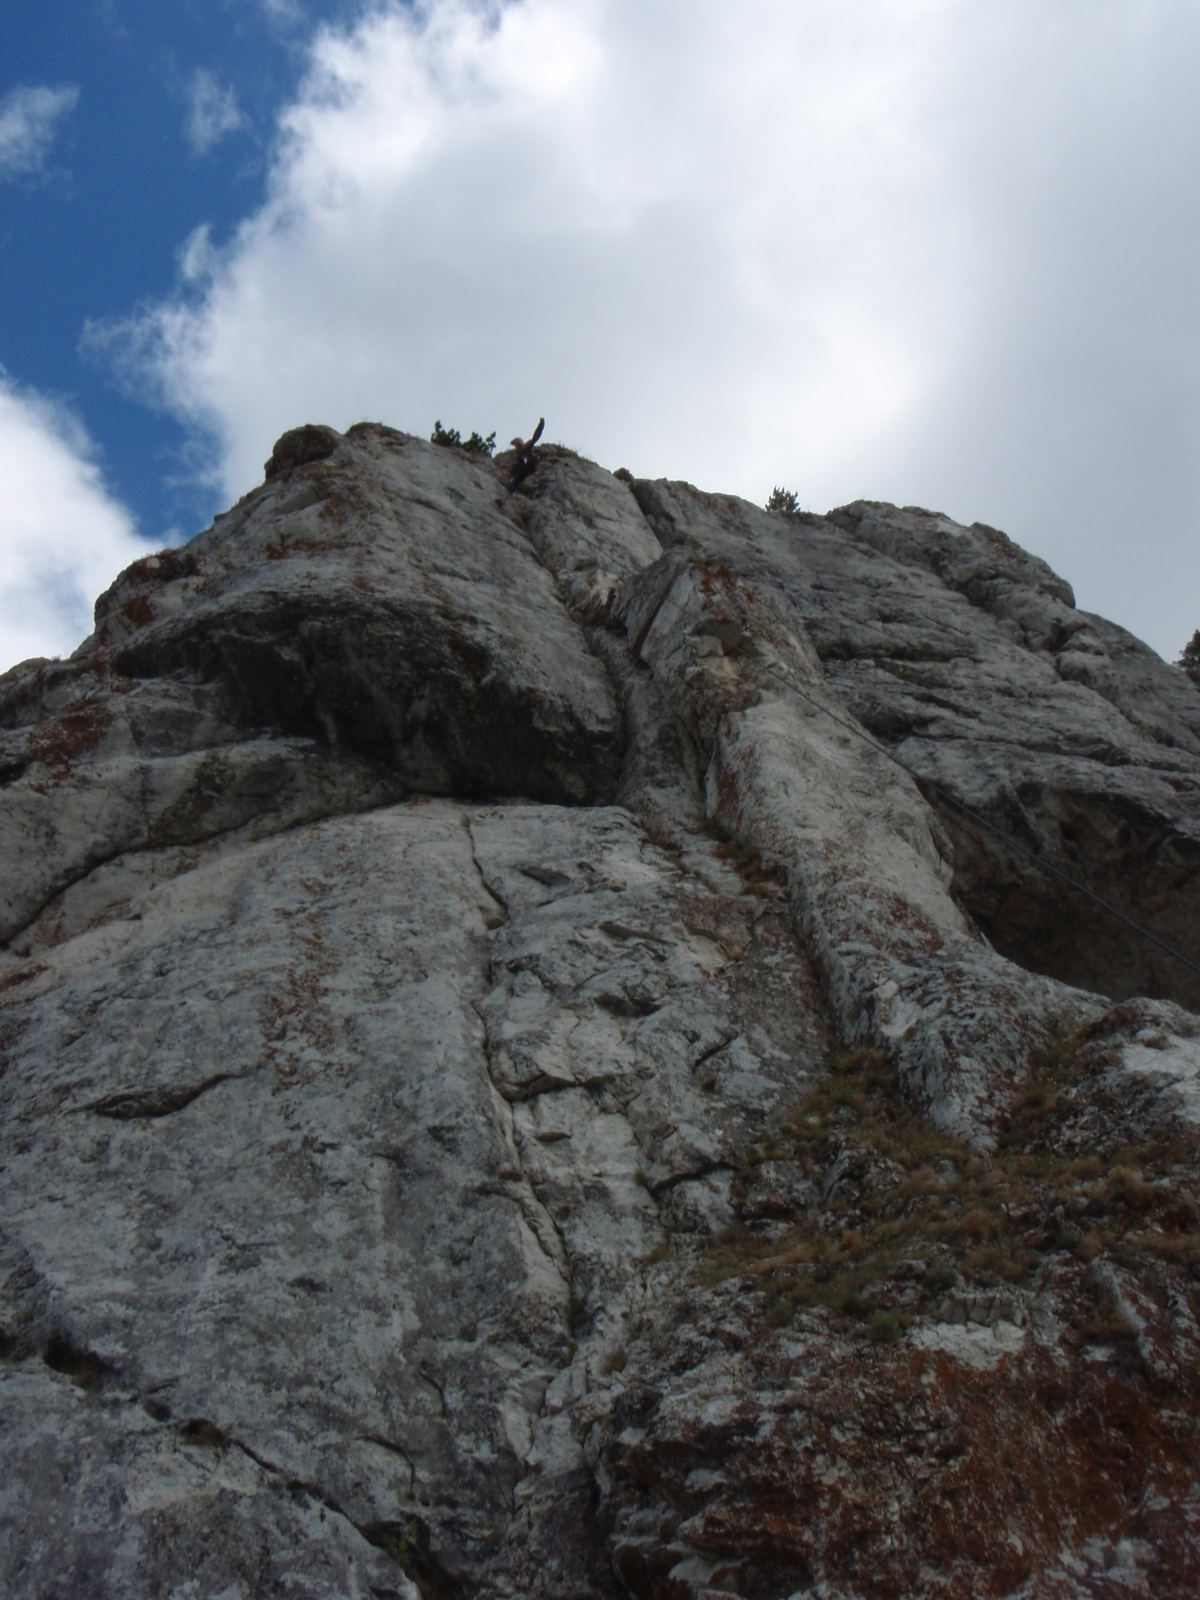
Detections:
178,222,218,283
0,85,79,180
260,0,304,22
186,69,249,156
0,374,151,672
103,0,1200,661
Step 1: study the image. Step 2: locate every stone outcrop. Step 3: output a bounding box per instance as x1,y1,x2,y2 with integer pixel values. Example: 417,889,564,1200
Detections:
2,422,1199,1599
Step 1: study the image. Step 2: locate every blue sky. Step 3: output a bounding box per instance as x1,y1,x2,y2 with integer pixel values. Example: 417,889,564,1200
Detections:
3,0,1200,674
3,0,357,544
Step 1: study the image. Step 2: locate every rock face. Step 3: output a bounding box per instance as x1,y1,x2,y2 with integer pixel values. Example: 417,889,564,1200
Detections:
2,422,1199,1599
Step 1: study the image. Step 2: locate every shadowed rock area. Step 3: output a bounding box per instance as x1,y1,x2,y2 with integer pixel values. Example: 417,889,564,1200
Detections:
1,422,1199,1599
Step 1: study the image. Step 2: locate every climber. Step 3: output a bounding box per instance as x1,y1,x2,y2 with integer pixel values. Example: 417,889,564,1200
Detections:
504,417,545,495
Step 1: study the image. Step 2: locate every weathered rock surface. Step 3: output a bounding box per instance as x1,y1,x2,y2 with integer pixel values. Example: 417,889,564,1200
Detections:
2,423,1199,1598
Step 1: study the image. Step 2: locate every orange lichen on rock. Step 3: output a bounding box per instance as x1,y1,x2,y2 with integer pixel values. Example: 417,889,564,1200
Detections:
609,1325,1200,1599
29,695,112,780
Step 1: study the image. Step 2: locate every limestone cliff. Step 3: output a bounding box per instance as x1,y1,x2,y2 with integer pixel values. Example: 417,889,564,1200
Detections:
2,423,1199,1599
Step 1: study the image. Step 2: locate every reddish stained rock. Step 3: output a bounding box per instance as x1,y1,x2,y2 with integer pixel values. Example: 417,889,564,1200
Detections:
604,1311,1200,1599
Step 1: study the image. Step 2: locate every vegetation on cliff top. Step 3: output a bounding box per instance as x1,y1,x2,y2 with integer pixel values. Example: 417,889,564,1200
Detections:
430,419,496,456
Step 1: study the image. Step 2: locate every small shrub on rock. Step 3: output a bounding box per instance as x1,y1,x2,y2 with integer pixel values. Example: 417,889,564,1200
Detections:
430,420,496,456
766,486,800,515
1177,629,1200,684
866,1310,906,1344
